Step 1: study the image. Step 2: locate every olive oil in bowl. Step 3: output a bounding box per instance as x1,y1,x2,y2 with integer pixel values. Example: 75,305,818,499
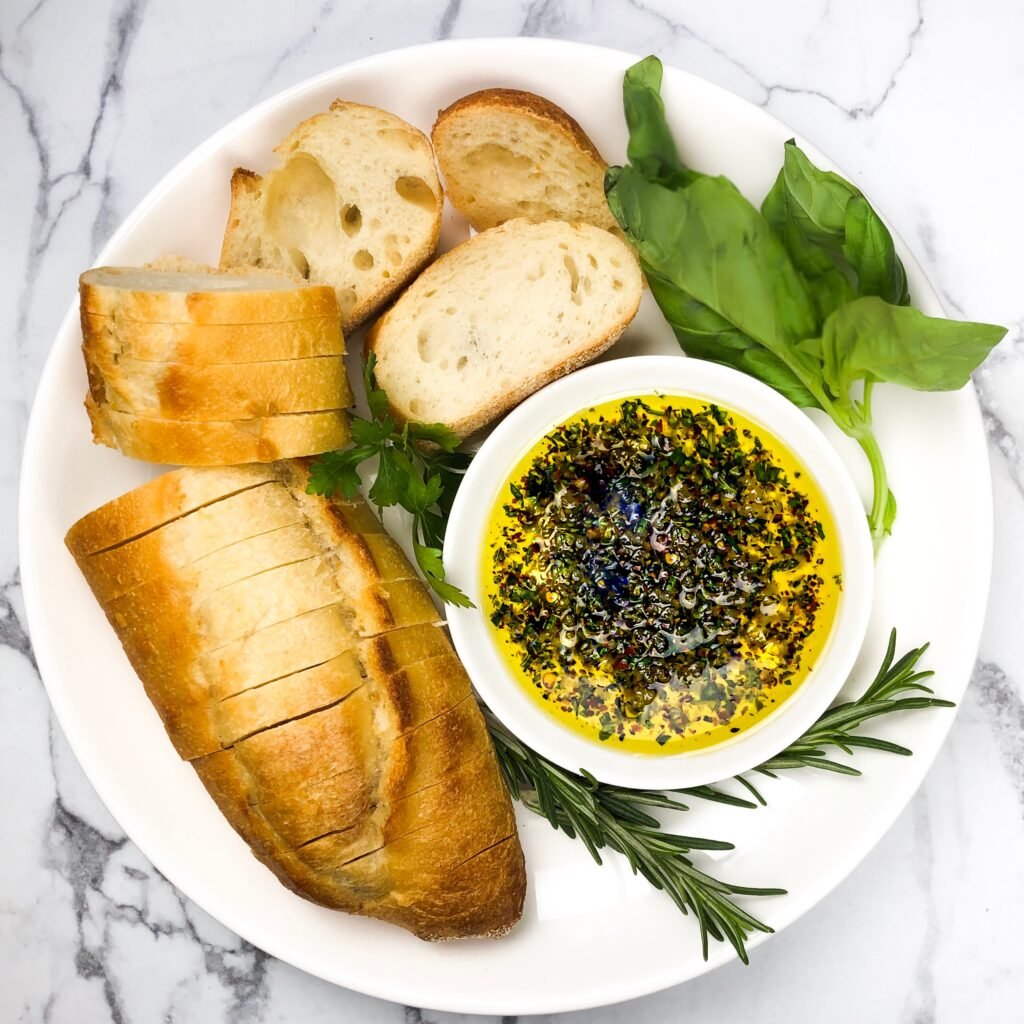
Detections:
483,395,841,756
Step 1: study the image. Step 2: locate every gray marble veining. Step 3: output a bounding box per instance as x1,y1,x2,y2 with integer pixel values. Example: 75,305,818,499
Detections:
3,1,1023,1021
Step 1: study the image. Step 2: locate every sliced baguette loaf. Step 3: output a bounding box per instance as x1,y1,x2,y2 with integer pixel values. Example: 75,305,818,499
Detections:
220,101,443,332
367,218,642,437
66,463,526,940
432,88,616,232
80,265,351,462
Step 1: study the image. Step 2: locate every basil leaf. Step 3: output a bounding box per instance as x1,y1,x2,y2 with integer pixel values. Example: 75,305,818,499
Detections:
762,170,855,320
763,141,909,307
609,165,819,356
819,296,1006,396
646,272,820,408
621,56,698,189
843,195,910,307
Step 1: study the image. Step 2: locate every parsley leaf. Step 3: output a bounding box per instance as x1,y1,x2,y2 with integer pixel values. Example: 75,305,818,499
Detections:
306,446,374,499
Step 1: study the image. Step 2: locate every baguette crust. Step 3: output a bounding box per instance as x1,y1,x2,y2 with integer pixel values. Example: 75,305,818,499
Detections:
84,344,352,421
82,313,345,365
86,399,351,465
66,463,525,939
65,465,277,558
432,87,616,232
437,87,605,164
80,267,338,323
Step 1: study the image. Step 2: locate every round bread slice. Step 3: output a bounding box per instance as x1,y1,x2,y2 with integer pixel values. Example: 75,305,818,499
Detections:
86,400,350,465
80,267,338,324
366,218,642,438
219,100,443,333
431,88,617,232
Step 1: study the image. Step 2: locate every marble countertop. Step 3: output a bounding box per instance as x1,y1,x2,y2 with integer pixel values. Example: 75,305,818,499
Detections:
3,0,1023,1021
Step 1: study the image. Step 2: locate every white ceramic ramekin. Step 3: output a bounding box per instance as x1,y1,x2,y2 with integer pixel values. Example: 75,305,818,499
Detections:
444,356,874,789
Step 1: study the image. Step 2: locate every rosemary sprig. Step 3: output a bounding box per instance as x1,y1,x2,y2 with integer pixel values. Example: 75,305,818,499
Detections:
485,708,783,963
487,631,952,963
737,631,951,803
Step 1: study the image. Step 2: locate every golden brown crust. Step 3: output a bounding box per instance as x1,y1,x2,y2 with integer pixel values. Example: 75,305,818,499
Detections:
81,313,345,365
431,88,615,234
213,650,365,746
86,399,351,465
433,87,605,166
80,266,338,324
82,342,352,421
65,465,277,558
66,463,525,939
79,269,351,463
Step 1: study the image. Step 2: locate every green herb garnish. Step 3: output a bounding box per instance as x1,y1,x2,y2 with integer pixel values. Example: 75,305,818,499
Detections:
487,630,950,963
307,354,472,607
605,56,1006,549
485,707,783,962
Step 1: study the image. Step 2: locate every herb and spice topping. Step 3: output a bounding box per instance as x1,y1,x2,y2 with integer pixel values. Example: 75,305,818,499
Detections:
485,395,841,754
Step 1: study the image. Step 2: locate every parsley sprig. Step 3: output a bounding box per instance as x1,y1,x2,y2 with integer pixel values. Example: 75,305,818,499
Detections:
307,355,472,607
487,631,951,963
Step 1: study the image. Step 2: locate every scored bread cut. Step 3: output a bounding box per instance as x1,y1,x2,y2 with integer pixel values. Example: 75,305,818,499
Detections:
66,462,526,940
80,266,337,324
220,101,443,332
432,88,617,232
367,218,642,437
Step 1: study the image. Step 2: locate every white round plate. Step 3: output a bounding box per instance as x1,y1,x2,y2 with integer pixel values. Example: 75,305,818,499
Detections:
19,39,992,1015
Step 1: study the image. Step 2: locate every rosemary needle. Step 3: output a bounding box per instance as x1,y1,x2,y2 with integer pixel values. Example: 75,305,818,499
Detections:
486,709,782,963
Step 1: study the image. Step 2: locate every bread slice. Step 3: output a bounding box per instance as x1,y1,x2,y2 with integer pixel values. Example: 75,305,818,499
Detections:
66,463,526,940
367,218,642,437
87,400,350,465
219,101,443,332
82,313,344,365
84,345,352,421
80,266,337,324
432,88,616,232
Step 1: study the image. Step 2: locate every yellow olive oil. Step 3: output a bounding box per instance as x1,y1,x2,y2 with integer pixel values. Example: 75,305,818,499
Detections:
483,394,841,755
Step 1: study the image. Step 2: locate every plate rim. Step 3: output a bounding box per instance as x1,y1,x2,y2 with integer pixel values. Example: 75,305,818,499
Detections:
17,36,994,1014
